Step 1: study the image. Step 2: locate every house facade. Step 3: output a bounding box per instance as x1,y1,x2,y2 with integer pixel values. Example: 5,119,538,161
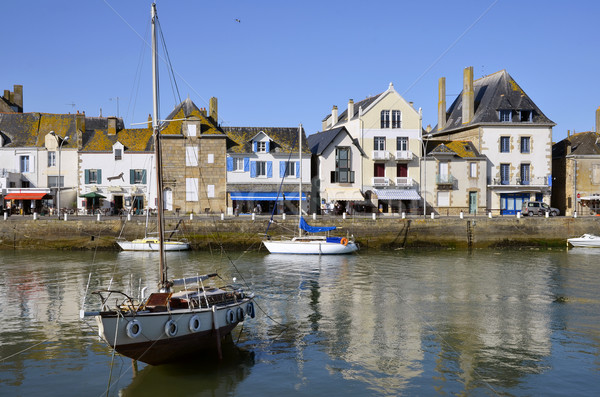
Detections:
321,83,423,214
433,67,555,215
223,126,311,216
552,109,600,216
307,126,366,214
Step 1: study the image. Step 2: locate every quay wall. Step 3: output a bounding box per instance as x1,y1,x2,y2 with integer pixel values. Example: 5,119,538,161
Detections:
1,215,599,251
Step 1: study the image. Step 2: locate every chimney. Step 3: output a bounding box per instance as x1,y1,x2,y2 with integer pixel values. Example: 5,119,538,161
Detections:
76,111,85,133
147,114,152,129
462,66,474,124
13,85,23,111
209,97,218,124
108,117,117,135
596,106,600,133
332,105,338,125
347,99,354,121
438,77,446,130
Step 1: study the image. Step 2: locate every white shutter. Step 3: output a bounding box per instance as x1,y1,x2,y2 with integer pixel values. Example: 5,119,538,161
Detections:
207,184,215,198
186,146,198,166
186,178,198,201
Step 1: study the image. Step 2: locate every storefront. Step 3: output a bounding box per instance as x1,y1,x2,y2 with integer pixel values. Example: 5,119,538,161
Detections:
230,191,306,215
3,191,51,215
79,191,106,214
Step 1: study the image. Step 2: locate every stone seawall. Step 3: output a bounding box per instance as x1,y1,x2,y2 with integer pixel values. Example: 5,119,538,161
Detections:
0,215,599,251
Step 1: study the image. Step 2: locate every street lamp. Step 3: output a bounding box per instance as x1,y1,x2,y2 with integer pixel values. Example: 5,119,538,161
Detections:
421,133,432,218
50,131,69,218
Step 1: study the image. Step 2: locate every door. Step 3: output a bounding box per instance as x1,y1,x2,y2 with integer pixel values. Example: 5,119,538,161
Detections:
469,191,477,214
163,188,173,211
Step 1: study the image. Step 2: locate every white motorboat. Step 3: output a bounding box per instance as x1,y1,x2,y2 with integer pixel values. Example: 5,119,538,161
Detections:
81,3,254,365
567,234,600,248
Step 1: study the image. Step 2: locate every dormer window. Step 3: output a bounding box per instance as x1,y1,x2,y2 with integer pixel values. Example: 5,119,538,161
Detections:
499,110,512,122
520,110,532,122
115,148,122,160
254,140,269,153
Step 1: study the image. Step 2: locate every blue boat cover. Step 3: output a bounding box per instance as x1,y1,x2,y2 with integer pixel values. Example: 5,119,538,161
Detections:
299,217,336,233
326,236,342,243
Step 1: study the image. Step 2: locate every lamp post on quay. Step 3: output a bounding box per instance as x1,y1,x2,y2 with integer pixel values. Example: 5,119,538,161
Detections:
50,131,69,218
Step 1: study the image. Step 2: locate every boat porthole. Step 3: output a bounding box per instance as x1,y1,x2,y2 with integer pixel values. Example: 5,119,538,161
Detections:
188,315,201,332
237,307,245,322
246,302,255,319
164,319,178,337
226,309,236,324
126,320,142,339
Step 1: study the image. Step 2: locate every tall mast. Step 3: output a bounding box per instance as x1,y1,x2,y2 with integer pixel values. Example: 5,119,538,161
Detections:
298,124,302,236
151,3,168,290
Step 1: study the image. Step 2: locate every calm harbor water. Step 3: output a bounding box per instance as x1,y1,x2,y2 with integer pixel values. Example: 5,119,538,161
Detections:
0,248,599,396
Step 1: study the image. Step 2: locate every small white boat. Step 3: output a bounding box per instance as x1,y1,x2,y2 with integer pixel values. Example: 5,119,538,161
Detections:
117,237,190,251
567,234,600,248
263,235,358,255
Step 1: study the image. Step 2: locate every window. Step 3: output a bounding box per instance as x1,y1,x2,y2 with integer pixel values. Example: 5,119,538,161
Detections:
256,161,267,177
500,163,510,185
48,175,64,188
132,169,145,184
593,164,600,185
520,137,530,153
469,162,477,178
392,110,401,128
380,110,390,128
187,124,197,137
232,157,244,171
48,151,56,167
437,191,450,207
397,163,408,177
115,148,122,160
333,147,353,183
186,178,198,201
282,161,296,177
520,110,532,122
20,155,30,172
374,163,385,177
396,137,408,151
87,169,100,184
256,141,266,152
374,137,386,151
520,164,530,185
500,136,510,153
499,110,512,122
186,146,198,166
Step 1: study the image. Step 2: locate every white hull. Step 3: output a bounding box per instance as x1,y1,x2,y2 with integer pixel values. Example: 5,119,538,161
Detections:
93,298,254,365
117,238,190,251
567,234,600,248
263,238,358,255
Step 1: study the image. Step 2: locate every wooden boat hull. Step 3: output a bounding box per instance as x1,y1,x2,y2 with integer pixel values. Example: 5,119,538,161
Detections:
95,299,254,365
263,239,358,255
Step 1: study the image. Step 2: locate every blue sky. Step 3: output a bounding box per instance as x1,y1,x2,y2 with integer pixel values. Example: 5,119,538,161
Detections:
2,0,599,142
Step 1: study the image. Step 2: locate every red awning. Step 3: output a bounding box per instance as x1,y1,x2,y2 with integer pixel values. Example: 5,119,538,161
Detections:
3,193,49,200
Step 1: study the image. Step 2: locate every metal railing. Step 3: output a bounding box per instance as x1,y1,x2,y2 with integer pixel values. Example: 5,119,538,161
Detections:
372,151,392,160
372,177,391,187
395,150,413,161
395,177,414,187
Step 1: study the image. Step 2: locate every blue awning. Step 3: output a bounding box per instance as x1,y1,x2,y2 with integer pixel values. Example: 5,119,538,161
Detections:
230,192,306,201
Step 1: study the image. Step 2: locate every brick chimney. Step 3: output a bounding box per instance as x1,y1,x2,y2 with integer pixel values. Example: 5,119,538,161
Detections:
462,66,474,124
147,114,152,129
331,105,338,125
209,97,218,124
76,111,85,133
13,85,23,111
438,77,446,130
108,117,117,135
347,99,354,121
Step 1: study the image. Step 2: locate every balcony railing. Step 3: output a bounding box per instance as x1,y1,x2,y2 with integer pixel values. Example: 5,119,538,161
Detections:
491,177,548,186
372,177,391,187
395,150,413,161
372,150,392,160
395,177,414,187
436,174,456,184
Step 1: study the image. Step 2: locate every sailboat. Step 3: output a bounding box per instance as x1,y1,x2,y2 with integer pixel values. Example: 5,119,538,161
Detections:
262,125,358,255
80,3,254,365
117,213,190,252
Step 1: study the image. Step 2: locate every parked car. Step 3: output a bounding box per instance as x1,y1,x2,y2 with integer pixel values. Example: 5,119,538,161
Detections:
521,201,560,216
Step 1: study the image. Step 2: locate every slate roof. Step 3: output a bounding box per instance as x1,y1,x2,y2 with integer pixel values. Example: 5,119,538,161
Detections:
322,93,383,124
0,112,80,148
307,127,365,156
552,131,600,158
223,126,310,155
429,140,482,158
434,70,555,134
161,98,224,136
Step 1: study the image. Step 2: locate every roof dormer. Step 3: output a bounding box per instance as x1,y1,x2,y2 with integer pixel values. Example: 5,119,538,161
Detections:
113,141,125,160
250,131,272,153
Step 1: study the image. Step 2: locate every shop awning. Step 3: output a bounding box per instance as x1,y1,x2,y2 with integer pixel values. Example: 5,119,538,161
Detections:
3,192,49,200
372,189,421,200
230,192,306,201
324,187,364,201
79,192,107,199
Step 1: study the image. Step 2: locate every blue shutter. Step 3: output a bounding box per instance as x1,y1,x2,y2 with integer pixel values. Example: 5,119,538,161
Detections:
296,161,300,178
279,161,285,178
265,141,270,152
244,157,249,172
97,169,102,184
253,141,257,152
267,161,273,178
250,161,256,178
85,170,90,184
226,157,233,171
142,170,147,184
130,169,135,184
